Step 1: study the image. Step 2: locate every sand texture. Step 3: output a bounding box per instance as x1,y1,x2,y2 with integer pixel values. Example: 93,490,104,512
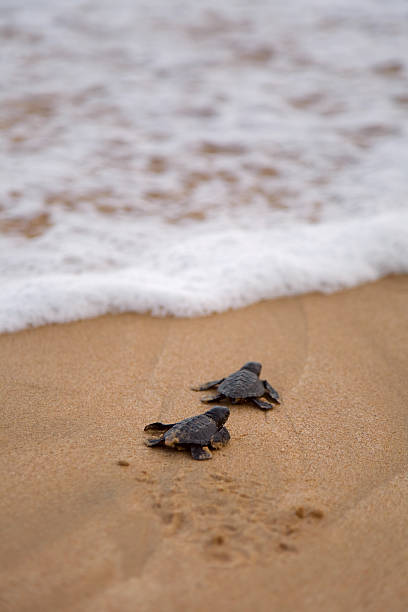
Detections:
1,276,408,612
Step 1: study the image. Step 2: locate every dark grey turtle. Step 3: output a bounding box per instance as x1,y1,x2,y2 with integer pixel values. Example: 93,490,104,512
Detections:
192,361,280,411
144,406,230,461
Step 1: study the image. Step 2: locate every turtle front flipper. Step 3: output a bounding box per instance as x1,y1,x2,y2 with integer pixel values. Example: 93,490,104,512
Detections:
263,380,280,404
144,421,175,432
190,445,212,460
200,393,225,403
209,426,230,449
191,378,225,391
251,398,274,410
145,436,166,447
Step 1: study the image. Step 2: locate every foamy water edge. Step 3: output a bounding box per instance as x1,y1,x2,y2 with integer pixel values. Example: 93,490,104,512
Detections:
2,212,407,332
1,0,408,331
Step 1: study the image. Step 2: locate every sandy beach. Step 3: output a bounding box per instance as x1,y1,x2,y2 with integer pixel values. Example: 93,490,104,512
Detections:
1,275,407,612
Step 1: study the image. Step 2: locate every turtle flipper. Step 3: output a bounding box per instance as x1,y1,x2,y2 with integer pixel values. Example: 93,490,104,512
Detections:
191,378,225,391
145,436,166,447
263,380,280,404
209,426,230,449
251,398,274,410
200,393,225,403
190,445,212,460
144,421,174,432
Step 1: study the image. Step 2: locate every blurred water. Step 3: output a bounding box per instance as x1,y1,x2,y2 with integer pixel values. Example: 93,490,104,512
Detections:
1,0,408,331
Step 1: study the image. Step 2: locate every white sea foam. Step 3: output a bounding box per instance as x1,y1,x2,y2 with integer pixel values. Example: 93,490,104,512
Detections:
1,0,408,332
1,210,408,332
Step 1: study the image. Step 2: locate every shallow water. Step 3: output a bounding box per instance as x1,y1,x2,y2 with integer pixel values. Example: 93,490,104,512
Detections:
1,0,408,331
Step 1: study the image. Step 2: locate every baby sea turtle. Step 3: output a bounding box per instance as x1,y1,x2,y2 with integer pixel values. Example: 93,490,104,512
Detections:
192,361,280,410
144,406,230,461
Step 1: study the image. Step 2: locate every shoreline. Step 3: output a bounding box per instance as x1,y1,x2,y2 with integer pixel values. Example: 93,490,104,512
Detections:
1,275,407,612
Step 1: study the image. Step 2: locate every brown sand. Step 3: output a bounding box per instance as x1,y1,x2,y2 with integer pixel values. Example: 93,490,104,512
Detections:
1,276,407,612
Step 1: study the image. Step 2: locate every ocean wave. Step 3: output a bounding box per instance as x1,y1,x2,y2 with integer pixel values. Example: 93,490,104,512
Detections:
1,212,407,332
1,0,408,331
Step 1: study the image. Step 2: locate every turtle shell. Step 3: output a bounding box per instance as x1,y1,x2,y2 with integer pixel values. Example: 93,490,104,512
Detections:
164,414,220,447
218,368,264,399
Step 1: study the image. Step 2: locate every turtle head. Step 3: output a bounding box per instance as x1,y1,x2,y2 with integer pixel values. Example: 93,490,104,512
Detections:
241,361,262,376
205,406,230,427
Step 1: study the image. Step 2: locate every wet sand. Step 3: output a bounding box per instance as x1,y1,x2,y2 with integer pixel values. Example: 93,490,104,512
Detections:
1,275,407,612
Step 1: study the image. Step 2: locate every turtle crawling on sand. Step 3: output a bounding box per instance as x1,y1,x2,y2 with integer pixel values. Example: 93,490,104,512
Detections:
144,406,230,461
192,361,280,410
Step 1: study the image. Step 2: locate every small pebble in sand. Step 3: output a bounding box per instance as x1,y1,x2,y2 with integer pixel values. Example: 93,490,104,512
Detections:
295,506,324,519
310,509,324,519
117,459,130,466
211,534,225,546
279,541,297,552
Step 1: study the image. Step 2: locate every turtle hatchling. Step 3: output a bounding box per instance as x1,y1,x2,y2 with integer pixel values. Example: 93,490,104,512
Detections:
192,361,280,410
144,406,230,461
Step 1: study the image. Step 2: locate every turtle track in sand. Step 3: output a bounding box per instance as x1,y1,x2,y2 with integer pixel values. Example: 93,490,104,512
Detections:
128,465,325,568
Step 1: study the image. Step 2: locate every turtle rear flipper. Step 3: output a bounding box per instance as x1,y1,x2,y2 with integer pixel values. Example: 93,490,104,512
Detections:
209,426,230,449
145,436,166,447
190,445,212,460
200,393,225,403
264,380,280,403
144,421,175,432
251,398,274,410
191,378,225,391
